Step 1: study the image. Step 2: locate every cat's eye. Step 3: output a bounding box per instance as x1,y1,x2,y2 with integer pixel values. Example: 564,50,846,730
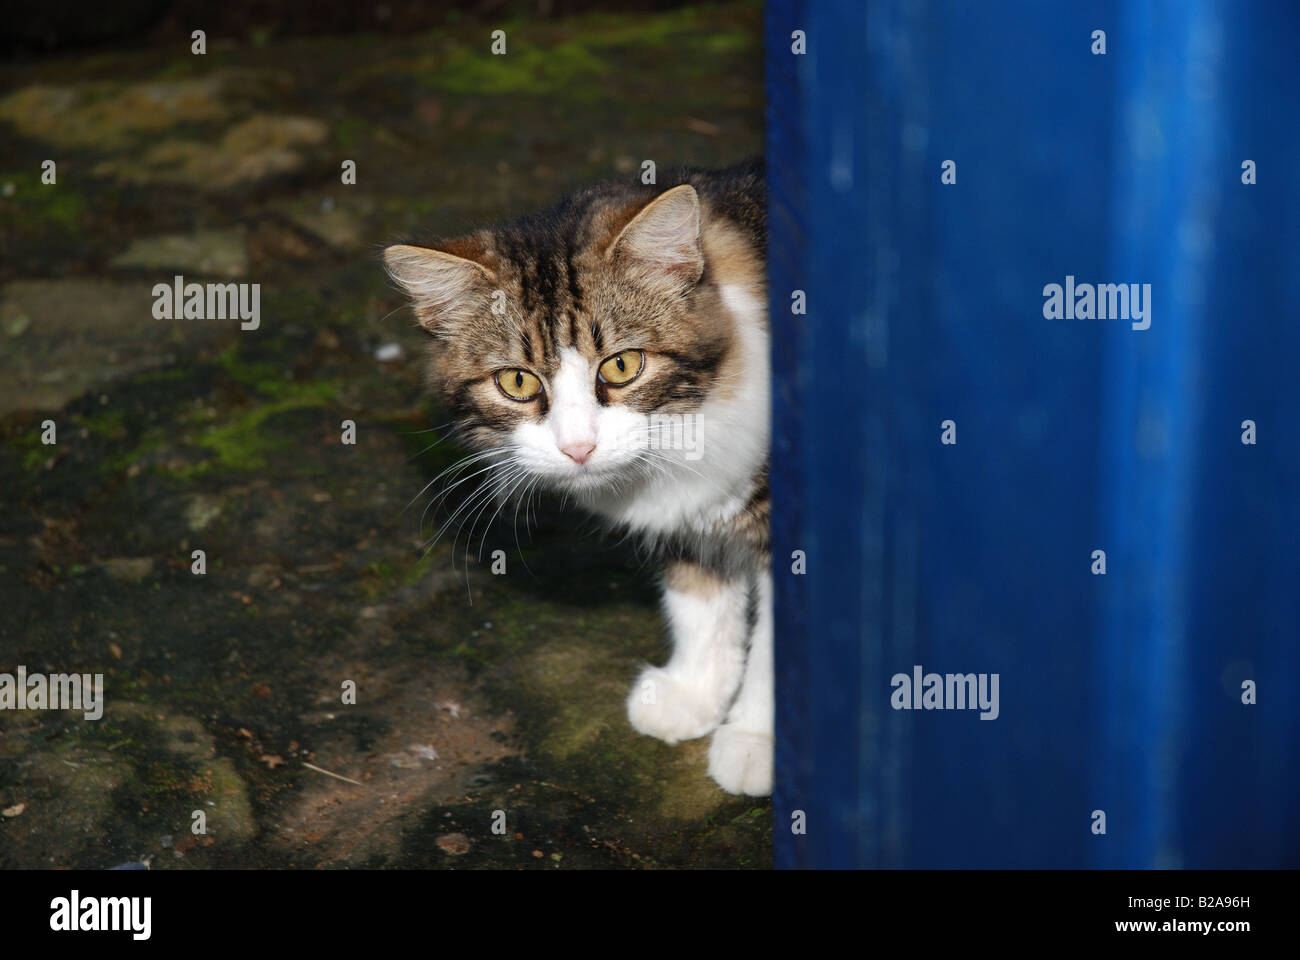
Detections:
496,368,543,401
598,350,645,386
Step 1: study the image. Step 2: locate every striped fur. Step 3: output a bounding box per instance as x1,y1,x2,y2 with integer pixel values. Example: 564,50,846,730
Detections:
386,159,774,794
384,159,769,578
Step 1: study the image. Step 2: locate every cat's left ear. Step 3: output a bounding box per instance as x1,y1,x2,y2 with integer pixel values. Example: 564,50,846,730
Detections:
605,184,704,290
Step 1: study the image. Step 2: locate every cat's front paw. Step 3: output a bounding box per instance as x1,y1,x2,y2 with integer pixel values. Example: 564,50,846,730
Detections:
707,724,773,796
625,667,722,744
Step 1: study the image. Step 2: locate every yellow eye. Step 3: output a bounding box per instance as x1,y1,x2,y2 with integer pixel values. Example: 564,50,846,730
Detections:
496,369,542,401
598,350,645,386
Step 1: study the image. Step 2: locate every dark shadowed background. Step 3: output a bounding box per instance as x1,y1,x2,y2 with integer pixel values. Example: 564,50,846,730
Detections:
0,0,768,869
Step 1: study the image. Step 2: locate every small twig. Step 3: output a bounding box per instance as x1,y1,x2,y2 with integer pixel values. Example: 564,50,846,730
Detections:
301,761,364,787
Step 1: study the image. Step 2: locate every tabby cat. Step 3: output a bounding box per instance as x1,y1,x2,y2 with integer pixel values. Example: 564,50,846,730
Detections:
384,160,771,795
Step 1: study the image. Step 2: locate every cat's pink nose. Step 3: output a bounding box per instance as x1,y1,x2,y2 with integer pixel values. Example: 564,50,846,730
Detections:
561,441,596,465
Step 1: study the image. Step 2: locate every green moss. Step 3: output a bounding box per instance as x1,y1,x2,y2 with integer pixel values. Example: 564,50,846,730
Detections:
570,5,735,49
445,641,491,667
213,343,338,398
359,559,402,598
333,115,368,151
150,58,201,81
424,41,608,96
72,408,127,438
6,425,51,472
215,342,304,399
407,4,754,102
696,31,754,55
93,345,341,479
188,388,335,474
400,553,436,586
732,806,769,825
0,171,86,232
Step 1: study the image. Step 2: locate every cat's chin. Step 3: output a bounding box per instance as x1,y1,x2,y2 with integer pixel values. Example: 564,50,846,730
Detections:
543,466,643,504
555,467,627,495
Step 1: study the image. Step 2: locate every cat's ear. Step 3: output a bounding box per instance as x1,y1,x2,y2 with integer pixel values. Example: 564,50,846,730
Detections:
383,241,497,332
605,184,704,290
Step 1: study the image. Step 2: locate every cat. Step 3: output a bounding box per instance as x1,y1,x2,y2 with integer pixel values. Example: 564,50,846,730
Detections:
383,159,771,796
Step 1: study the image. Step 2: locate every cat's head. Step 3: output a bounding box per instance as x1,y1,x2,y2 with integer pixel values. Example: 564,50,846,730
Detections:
384,183,737,497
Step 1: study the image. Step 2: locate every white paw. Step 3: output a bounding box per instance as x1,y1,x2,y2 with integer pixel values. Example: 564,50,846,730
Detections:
625,667,722,744
707,724,773,796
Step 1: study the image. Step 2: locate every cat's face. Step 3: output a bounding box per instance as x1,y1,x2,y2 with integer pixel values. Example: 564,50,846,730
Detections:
386,184,734,497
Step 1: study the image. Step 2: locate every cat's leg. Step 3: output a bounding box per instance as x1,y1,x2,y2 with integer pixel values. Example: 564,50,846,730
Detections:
626,559,749,745
708,565,773,795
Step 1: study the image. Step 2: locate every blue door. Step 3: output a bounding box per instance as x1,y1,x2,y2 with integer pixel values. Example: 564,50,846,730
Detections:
767,0,1300,868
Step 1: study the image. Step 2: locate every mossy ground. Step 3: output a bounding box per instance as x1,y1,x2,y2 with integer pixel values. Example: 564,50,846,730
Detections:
0,2,768,869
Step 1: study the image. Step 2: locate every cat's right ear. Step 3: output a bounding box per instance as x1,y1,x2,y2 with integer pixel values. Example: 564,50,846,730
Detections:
605,184,704,292
383,242,497,332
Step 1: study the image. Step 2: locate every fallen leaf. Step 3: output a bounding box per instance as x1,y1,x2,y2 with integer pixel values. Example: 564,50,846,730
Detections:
685,117,721,136
109,643,123,660
436,833,470,855
260,754,285,769
2,803,25,818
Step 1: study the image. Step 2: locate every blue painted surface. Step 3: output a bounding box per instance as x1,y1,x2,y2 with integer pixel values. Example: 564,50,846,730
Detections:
767,0,1299,868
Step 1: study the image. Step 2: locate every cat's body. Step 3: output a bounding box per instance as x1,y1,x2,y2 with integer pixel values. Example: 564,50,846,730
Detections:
385,160,772,795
